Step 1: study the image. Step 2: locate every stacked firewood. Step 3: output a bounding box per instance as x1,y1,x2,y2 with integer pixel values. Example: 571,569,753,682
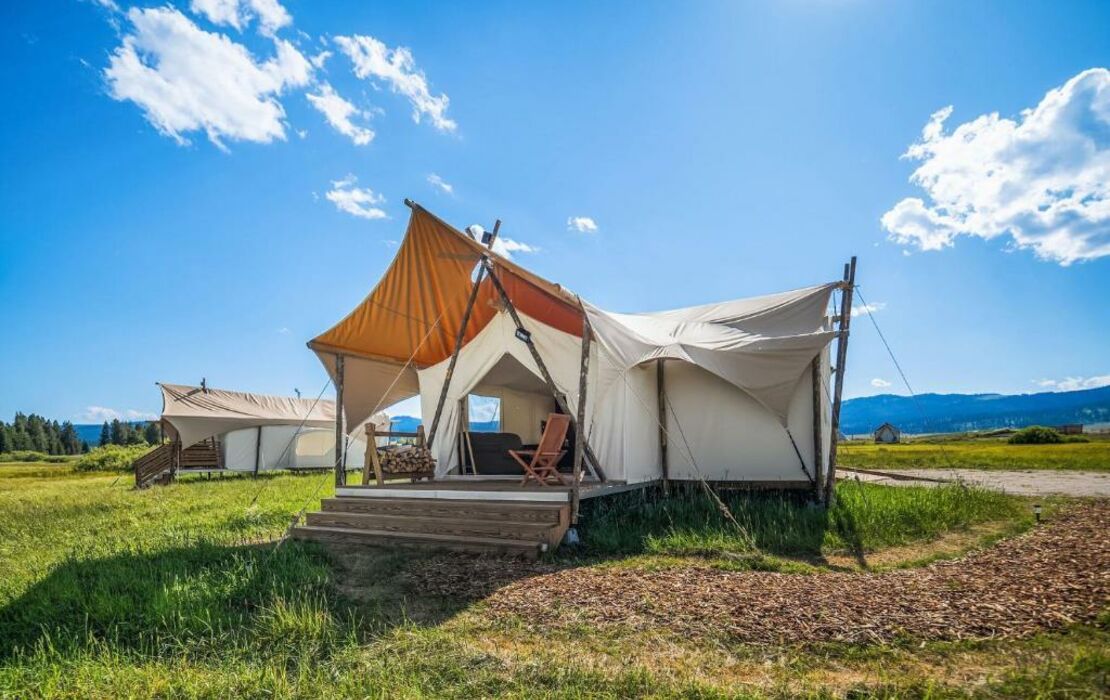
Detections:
379,445,435,474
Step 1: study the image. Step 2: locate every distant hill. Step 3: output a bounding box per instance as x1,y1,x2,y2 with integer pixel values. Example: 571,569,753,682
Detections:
74,421,151,446
841,386,1110,435
389,416,498,434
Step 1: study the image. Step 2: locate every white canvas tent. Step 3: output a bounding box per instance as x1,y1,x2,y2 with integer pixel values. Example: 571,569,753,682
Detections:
158,383,388,472
309,203,845,489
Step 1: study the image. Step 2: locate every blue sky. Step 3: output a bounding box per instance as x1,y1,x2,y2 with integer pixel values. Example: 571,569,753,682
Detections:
1,0,1107,424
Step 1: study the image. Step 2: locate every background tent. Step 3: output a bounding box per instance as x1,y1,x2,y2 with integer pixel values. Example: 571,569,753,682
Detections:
158,383,388,472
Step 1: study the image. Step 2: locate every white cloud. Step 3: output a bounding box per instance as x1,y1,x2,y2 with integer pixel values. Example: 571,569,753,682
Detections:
427,173,453,195
125,409,159,421
326,175,388,220
491,236,539,260
1034,374,1110,392
310,50,331,69
104,7,312,150
77,406,121,422
851,301,886,317
277,326,291,334
567,216,598,233
306,82,374,145
870,378,892,388
189,0,291,36
881,68,1110,266
334,34,456,132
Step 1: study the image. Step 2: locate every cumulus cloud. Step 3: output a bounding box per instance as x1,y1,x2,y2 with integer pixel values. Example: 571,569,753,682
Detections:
870,378,892,388
881,68,1110,265
189,0,291,36
334,34,456,132
567,216,598,233
306,82,374,145
77,406,121,422
104,7,312,150
492,237,539,260
1034,374,1110,392
326,175,388,220
851,301,886,317
427,173,453,195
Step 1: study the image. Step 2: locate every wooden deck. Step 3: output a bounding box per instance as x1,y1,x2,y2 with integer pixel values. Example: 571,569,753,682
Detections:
291,477,651,557
335,476,646,503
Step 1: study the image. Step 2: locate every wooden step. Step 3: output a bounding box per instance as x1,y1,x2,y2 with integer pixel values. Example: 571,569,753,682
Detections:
290,525,546,558
320,497,566,524
305,511,555,541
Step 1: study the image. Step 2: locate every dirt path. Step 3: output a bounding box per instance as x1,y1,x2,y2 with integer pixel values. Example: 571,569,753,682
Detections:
841,467,1110,497
409,503,1109,645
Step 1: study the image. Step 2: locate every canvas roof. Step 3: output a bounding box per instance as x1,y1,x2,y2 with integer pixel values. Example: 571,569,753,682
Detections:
159,383,337,448
310,202,840,430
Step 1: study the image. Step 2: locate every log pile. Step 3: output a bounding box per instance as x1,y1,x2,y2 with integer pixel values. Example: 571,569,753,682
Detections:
379,445,435,475
404,502,1109,645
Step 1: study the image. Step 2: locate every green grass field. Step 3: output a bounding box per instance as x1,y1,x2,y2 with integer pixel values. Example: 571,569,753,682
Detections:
0,462,1104,698
838,433,1110,472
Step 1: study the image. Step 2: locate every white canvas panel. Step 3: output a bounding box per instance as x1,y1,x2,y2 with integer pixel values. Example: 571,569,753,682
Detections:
662,361,816,482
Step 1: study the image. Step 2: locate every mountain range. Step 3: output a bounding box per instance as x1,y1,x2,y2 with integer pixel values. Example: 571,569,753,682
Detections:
839,385,1110,435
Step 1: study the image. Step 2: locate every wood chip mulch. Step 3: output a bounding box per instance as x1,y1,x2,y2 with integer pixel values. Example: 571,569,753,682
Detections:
405,503,1109,645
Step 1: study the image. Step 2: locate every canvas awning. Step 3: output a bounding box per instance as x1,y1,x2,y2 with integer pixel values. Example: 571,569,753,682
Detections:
308,203,584,428
159,383,337,448
310,201,840,431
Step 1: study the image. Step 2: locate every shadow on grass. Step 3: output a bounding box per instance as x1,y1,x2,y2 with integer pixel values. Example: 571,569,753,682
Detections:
0,534,474,663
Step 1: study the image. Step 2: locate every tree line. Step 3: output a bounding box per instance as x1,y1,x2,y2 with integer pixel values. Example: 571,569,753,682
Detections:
97,419,161,447
0,413,88,455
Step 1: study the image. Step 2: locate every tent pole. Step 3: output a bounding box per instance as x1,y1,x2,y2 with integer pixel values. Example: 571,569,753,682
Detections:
571,311,592,525
657,359,669,495
253,425,262,477
426,265,486,447
334,353,346,488
426,220,500,450
811,357,824,502
824,256,856,506
483,260,608,482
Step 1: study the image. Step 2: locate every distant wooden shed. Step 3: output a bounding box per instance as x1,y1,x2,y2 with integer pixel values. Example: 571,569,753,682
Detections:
874,422,901,444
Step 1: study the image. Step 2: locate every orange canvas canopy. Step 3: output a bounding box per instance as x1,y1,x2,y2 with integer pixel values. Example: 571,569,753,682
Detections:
308,202,582,427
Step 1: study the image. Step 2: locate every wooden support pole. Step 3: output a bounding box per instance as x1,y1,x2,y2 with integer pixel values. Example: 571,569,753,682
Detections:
484,261,607,482
334,353,346,488
824,256,856,506
253,425,262,477
426,266,487,447
657,359,669,495
571,312,591,524
811,357,824,502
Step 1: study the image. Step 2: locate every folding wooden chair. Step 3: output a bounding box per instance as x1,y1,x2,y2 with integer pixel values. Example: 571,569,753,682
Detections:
509,413,571,486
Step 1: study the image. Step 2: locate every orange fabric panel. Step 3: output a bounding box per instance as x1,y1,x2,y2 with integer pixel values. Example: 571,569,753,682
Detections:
486,266,583,338
310,209,485,366
310,204,584,367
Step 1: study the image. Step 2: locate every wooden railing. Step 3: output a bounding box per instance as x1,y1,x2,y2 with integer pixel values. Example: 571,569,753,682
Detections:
134,442,176,489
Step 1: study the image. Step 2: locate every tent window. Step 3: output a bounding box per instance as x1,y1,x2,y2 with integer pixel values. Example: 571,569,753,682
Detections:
467,394,501,432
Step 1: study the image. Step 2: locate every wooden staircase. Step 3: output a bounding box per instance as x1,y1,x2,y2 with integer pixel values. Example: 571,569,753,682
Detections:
291,497,571,558
134,442,176,488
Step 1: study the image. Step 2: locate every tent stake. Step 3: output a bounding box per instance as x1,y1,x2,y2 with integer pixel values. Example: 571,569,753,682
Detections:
334,353,346,488
824,257,856,506
484,261,607,482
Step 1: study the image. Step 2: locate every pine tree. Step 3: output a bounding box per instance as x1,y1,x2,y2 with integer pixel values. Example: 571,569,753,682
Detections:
110,419,124,445
143,421,161,445
0,425,9,454
99,421,111,447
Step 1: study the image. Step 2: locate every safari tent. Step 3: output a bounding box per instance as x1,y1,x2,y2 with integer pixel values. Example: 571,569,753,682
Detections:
135,383,388,487
307,202,852,493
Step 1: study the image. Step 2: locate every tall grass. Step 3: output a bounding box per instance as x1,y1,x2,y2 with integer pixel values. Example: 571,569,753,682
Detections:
578,480,1028,557
837,434,1110,472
